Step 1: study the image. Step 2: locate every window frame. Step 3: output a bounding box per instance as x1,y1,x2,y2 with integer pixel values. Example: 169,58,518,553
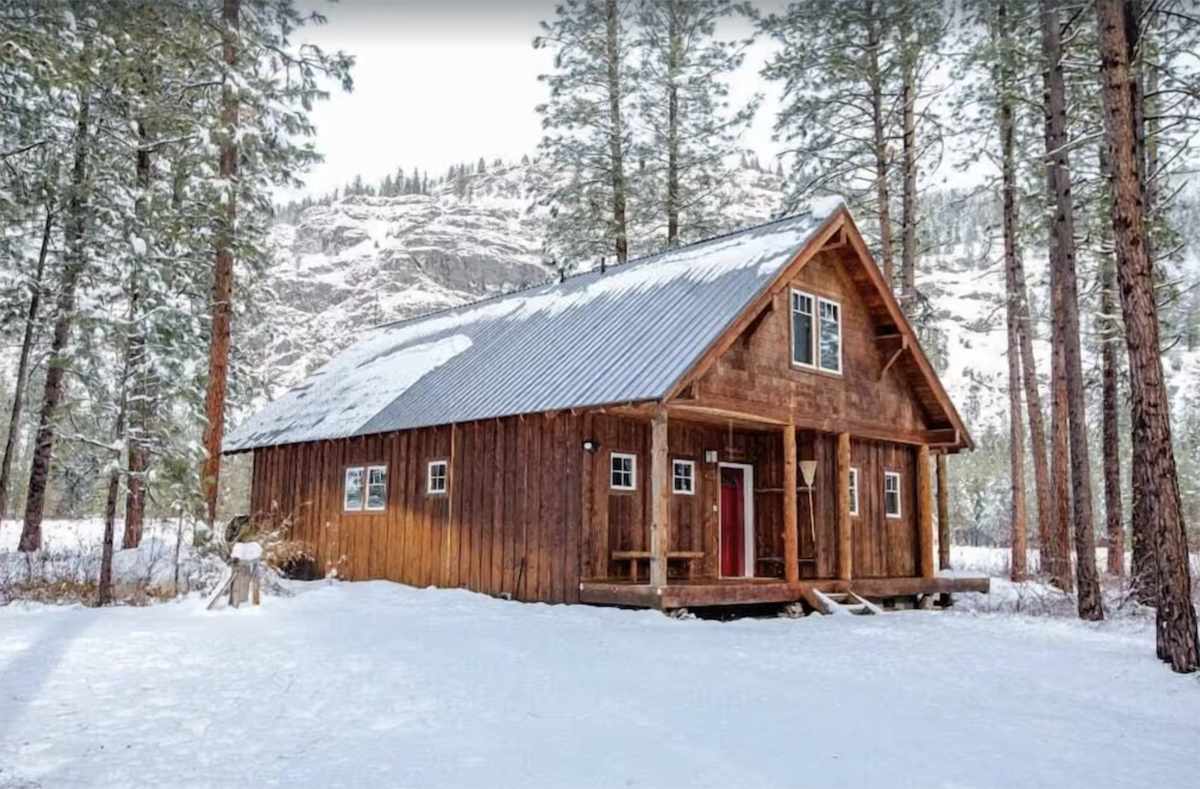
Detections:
817,297,843,374
610,452,637,491
426,459,449,495
672,459,696,495
884,470,902,519
848,466,860,517
343,466,365,512
790,289,816,369
364,464,388,512
790,287,843,375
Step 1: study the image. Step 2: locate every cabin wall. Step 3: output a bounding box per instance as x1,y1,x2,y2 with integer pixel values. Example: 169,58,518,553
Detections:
578,417,921,583
249,412,586,604
696,249,930,440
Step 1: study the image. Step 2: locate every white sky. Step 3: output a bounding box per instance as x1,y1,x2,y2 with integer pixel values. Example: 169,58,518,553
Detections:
285,0,784,201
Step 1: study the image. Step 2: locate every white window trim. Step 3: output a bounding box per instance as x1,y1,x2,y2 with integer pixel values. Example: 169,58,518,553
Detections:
790,289,816,369
343,466,364,512
884,471,902,519
611,452,637,491
427,460,448,495
818,297,843,374
790,288,843,375
848,467,860,516
672,459,696,495
365,464,388,512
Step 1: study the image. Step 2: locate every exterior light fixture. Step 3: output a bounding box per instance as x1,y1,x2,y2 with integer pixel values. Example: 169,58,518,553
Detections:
704,449,718,464
581,439,600,454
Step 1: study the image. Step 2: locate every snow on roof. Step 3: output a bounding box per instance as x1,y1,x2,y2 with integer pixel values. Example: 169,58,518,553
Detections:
224,209,836,452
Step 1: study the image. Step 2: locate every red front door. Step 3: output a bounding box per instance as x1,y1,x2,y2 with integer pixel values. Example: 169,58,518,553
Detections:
720,467,746,577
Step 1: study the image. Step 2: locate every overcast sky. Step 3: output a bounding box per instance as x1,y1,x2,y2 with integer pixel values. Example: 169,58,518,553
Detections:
285,0,784,201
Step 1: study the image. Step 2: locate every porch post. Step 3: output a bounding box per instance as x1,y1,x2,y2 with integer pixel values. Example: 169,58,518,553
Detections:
936,452,951,570
650,406,670,588
917,444,935,579
783,420,799,585
837,432,852,581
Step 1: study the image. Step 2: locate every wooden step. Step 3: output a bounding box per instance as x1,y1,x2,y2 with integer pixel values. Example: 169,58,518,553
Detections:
806,589,882,616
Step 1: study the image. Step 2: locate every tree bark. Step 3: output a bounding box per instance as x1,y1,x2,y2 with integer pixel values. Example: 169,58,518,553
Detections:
124,119,152,549
201,0,240,530
0,206,52,523
99,315,133,606
1042,0,1103,620
866,4,895,287
1000,59,1029,580
604,0,629,263
1098,145,1125,578
18,99,91,552
665,0,680,247
1097,0,1198,672
899,19,919,315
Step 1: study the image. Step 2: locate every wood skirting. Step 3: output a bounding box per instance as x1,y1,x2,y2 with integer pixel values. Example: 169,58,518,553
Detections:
578,576,991,610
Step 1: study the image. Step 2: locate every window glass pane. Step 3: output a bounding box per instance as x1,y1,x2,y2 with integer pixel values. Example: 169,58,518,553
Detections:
792,293,814,366
819,300,840,372
344,467,364,511
885,473,901,516
366,466,387,510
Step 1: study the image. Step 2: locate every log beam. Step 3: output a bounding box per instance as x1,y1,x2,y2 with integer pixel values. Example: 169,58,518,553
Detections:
917,444,934,579
650,406,670,588
783,420,799,585
936,452,950,571
837,431,853,581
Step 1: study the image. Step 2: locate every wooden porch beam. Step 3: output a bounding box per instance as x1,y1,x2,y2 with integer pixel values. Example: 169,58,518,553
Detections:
650,406,670,588
917,444,934,579
879,337,908,382
837,432,852,581
936,452,951,571
783,419,799,585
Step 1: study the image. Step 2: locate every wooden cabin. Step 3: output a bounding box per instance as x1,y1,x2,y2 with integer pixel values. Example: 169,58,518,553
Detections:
225,204,988,611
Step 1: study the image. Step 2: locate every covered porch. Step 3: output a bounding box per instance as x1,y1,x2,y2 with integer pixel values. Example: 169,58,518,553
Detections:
578,402,989,610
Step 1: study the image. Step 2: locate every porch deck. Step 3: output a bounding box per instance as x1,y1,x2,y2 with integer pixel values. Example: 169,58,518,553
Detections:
578,575,991,610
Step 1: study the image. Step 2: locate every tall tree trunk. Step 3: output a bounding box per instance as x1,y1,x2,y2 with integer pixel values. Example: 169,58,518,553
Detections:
99,316,133,606
18,100,92,552
1042,0,1103,619
0,206,52,523
665,0,680,247
124,119,151,549
1097,0,1198,673
1098,145,1125,578
1041,0,1099,618
202,0,240,530
1000,61,1029,580
899,21,919,315
1124,0,1156,602
1048,301,1074,590
866,5,895,286
604,0,629,263
1012,244,1054,577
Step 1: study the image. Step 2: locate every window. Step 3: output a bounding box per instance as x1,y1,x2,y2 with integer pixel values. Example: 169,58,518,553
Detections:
791,289,841,374
365,465,387,511
818,299,842,373
791,290,814,367
611,452,636,490
848,467,860,516
343,467,364,511
427,460,448,494
884,471,902,518
673,459,695,495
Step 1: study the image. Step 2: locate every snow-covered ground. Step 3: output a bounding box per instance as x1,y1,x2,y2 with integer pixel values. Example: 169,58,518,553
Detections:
1,580,1197,789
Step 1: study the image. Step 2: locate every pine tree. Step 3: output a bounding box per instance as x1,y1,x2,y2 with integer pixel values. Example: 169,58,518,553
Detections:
635,0,756,248
535,0,637,265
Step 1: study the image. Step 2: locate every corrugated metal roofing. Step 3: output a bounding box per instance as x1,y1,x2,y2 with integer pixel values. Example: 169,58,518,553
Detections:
224,209,837,452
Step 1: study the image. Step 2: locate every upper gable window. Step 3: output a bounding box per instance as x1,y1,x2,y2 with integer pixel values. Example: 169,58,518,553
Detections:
791,288,841,374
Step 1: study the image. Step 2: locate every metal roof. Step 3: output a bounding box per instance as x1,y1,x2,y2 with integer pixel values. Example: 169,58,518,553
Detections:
224,210,836,452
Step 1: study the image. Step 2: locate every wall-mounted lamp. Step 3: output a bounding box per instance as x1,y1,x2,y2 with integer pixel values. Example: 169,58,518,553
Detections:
703,449,718,464
581,438,600,454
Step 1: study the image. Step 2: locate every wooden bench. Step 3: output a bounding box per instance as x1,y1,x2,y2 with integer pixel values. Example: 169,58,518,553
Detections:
612,550,706,582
